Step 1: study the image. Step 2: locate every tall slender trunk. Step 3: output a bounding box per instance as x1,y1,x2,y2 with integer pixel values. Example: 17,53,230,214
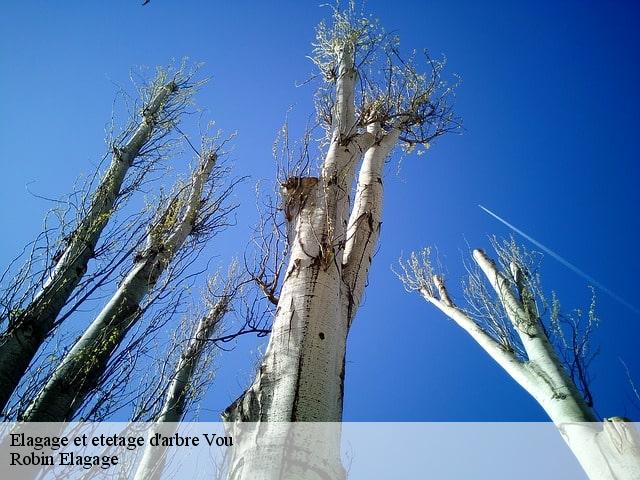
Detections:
342,125,399,324
21,151,218,422
0,80,179,411
133,297,229,480
407,247,640,480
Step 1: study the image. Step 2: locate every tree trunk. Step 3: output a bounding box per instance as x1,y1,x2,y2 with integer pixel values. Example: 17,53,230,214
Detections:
0,79,178,411
472,249,597,424
559,421,640,480
410,247,640,480
222,8,454,477
21,152,218,422
222,59,399,480
133,297,229,480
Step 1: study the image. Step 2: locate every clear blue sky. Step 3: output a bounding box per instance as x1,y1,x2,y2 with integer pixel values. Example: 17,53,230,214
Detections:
1,0,639,421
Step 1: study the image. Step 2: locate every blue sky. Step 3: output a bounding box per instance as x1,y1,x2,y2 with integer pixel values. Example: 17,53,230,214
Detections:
1,0,639,421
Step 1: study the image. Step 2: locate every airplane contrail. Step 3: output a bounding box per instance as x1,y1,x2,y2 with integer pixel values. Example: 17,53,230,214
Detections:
478,204,640,316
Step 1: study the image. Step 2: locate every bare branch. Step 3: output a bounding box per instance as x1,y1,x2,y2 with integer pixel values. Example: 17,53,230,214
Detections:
395,247,531,389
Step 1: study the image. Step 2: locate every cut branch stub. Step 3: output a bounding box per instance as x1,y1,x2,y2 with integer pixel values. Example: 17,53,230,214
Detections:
280,177,319,221
280,176,319,246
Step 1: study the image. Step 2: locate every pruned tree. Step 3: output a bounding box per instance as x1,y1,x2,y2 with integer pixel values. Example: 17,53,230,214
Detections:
132,269,237,480
396,238,640,480
20,134,238,422
0,64,201,411
222,3,459,479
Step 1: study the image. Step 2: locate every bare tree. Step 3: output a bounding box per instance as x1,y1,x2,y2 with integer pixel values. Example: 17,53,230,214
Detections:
222,4,459,478
396,238,640,480
0,64,201,411
20,134,238,422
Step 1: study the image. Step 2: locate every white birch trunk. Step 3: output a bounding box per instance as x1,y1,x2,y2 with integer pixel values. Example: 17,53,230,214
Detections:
415,249,640,480
0,80,178,411
222,43,361,477
21,152,218,422
222,42,372,423
560,421,640,480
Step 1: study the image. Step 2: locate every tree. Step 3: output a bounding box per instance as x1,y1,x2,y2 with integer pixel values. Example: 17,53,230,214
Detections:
222,4,458,479
0,65,199,412
132,272,235,480
0,60,272,432
20,135,237,422
396,238,640,480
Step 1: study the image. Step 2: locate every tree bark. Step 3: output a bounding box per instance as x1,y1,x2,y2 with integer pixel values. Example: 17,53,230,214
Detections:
221,9,453,477
222,41,376,427
21,152,218,422
472,249,596,423
222,56,404,480
342,124,399,324
133,297,229,480
0,80,178,411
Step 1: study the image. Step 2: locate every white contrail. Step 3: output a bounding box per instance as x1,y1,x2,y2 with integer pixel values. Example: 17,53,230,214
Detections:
478,204,640,316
